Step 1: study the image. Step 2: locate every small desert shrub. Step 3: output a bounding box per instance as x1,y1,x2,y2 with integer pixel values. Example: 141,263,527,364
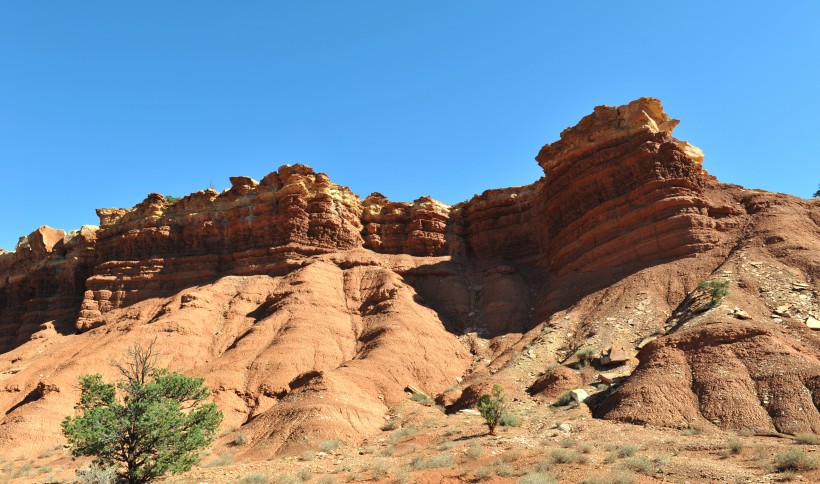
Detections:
410,392,434,405
319,440,342,453
500,412,521,427
501,450,522,463
793,432,820,445
466,445,482,460
578,443,593,454
438,441,454,451
580,471,635,484
300,450,316,461
531,459,552,472
575,346,597,366
297,467,313,481
164,195,182,204
544,362,559,374
475,467,493,481
611,472,637,484
371,459,389,480
234,433,248,445
411,453,454,470
39,449,55,459
772,449,820,472
76,463,117,484
518,472,557,484
318,477,336,484
682,426,703,436
550,448,587,464
426,453,454,469
617,445,637,458
389,427,414,443
421,417,441,428
241,473,269,484
11,463,32,478
381,420,398,431
698,279,729,307
208,452,235,467
494,463,515,477
553,391,573,407
738,427,755,437
559,437,575,448
721,438,743,457
621,455,653,474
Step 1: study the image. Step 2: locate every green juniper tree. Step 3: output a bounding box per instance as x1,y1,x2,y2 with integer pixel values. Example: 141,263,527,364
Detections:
477,384,506,436
814,184,820,198
62,340,223,484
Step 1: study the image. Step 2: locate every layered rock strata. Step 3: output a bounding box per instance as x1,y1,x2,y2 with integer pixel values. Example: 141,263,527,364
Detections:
535,99,732,274
2,97,817,457
0,226,97,353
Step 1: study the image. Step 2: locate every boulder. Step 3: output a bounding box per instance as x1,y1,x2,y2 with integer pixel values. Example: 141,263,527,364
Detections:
229,176,259,194
731,308,752,320
601,346,632,365
774,304,792,316
570,389,589,403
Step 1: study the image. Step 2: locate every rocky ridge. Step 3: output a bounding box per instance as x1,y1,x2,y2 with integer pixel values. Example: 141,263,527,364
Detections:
1,98,819,460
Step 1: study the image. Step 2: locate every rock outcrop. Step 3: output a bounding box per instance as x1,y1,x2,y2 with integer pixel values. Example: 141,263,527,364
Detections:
361,193,450,256
0,225,97,353
535,98,735,274
1,97,819,457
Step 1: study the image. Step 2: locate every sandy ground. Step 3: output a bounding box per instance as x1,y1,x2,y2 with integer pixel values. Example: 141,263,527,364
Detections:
5,397,819,484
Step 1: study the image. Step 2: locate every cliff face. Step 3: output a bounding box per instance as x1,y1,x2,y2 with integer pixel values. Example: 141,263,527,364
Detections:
79,166,365,331
535,99,736,274
1,97,818,457
4,98,727,340
0,226,96,353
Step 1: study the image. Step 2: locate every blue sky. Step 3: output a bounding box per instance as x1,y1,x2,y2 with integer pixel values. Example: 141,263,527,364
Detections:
1,1,819,250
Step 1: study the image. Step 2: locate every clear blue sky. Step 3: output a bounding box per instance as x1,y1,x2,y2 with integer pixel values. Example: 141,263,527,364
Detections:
1,1,819,251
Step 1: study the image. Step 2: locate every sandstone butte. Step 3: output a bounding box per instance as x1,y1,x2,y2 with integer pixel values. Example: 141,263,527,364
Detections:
1,97,819,466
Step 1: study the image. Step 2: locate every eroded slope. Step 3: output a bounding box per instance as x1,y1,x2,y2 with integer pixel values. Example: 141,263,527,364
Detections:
1,97,819,459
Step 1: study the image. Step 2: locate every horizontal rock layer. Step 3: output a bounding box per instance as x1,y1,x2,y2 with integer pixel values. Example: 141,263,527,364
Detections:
0,98,739,348
3,97,816,455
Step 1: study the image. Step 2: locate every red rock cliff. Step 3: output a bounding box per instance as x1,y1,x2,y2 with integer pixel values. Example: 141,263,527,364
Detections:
4,97,808,457
1,97,743,346
535,98,729,274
